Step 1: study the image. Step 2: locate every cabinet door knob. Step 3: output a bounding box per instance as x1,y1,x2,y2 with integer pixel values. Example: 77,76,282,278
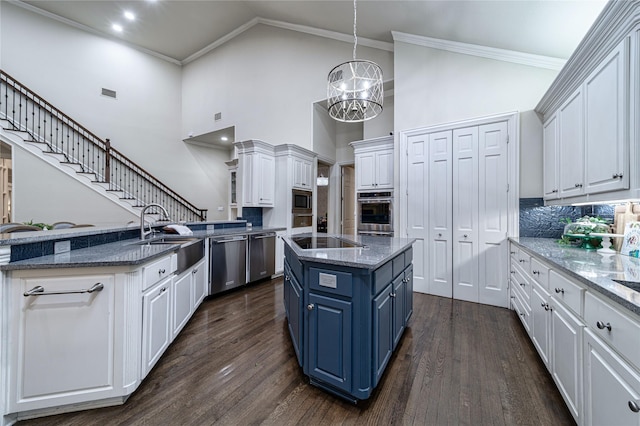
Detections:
519,259,525,263
613,173,623,179
438,233,442,238
555,288,564,294
552,189,558,193
510,251,516,255
629,401,640,413
519,282,525,287
596,321,612,331
463,234,468,238
285,275,291,281
510,270,515,274
159,268,166,274
307,303,314,311
575,183,583,188
390,292,397,298
192,268,198,274
532,270,540,275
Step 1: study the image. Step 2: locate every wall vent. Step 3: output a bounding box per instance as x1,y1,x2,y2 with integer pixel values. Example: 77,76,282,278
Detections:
101,88,117,99
214,112,222,121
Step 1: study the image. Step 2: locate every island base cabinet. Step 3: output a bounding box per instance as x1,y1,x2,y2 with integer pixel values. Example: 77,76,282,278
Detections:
284,265,303,366
306,292,352,396
373,285,393,387
584,328,640,426
9,273,123,413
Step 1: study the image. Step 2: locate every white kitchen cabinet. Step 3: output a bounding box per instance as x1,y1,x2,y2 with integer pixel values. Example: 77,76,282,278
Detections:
557,88,585,198
531,281,551,367
172,270,192,338
8,271,123,413
550,296,584,423
235,140,275,208
584,39,629,195
584,328,640,426
142,275,172,377
192,258,207,307
543,114,559,199
351,136,394,191
275,230,286,275
293,157,313,190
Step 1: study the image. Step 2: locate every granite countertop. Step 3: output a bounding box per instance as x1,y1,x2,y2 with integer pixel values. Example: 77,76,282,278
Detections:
1,226,285,271
282,234,415,270
511,237,640,315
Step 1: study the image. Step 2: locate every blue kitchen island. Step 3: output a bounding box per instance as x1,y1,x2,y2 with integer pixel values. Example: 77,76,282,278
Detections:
282,234,415,402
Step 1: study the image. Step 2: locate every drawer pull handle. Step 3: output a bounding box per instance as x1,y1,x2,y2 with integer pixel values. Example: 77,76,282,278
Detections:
390,292,397,298
541,302,550,311
596,321,612,331
510,251,516,255
519,282,525,287
519,259,525,263
284,275,291,281
160,287,167,293
555,288,564,294
532,270,540,275
24,282,104,297
159,268,166,275
629,401,640,413
307,304,314,311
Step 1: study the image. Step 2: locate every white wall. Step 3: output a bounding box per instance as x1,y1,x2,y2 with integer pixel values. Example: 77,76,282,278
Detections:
394,42,558,132
12,145,139,226
363,94,394,140
182,24,393,151
519,110,544,197
1,3,229,220
312,102,337,162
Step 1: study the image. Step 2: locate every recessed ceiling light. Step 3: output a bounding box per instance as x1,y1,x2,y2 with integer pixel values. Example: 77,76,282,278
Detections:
124,11,136,21
112,23,123,32
221,136,229,142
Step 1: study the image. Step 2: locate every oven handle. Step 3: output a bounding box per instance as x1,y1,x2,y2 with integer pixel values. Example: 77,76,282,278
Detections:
358,198,393,203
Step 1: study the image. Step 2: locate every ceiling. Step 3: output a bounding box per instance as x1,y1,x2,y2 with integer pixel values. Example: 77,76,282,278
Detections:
19,0,608,64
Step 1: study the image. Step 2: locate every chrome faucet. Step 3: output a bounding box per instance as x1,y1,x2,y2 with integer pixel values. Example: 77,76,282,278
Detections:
140,203,171,240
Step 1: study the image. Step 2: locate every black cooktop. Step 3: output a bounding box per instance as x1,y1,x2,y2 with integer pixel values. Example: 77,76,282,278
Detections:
292,236,363,250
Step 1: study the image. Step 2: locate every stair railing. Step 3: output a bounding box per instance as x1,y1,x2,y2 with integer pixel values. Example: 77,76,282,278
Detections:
0,70,207,222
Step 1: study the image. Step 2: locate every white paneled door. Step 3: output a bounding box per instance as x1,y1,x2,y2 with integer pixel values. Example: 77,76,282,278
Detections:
429,131,453,298
402,115,513,308
453,127,479,303
406,132,429,293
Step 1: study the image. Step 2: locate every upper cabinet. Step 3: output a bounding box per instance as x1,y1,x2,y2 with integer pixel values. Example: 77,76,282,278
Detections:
536,1,638,205
234,140,275,208
351,136,394,191
293,157,314,190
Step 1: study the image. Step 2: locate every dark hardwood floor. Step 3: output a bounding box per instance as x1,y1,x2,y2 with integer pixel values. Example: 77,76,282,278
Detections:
19,278,574,425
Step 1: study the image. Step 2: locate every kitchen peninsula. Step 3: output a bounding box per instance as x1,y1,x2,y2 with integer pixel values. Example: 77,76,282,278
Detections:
282,234,414,402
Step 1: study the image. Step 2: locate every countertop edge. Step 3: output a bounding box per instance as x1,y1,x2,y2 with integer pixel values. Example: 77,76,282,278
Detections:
509,237,640,317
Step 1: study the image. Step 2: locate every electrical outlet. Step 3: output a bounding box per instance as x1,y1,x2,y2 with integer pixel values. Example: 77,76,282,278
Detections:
54,240,71,254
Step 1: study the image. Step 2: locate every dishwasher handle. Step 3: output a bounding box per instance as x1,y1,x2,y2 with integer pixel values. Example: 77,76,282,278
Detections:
252,233,276,240
213,235,247,243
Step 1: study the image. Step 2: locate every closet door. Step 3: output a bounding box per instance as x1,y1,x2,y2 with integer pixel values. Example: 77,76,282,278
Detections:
478,122,509,308
406,132,429,293
428,131,453,298
452,127,479,303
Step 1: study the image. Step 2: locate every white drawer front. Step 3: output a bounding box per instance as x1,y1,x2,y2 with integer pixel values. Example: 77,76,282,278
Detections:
549,270,584,316
511,284,531,334
142,255,175,291
530,257,550,291
585,291,640,370
511,263,531,303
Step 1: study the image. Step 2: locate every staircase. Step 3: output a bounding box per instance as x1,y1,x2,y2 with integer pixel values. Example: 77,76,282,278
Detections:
0,70,207,223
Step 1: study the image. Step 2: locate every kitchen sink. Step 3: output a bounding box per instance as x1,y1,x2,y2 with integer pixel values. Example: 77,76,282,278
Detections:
133,236,205,274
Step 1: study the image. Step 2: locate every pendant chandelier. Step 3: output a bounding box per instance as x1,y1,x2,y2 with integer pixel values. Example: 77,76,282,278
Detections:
327,0,383,122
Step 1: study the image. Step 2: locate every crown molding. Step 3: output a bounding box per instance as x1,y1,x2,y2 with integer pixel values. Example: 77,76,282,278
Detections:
183,18,393,65
535,0,640,117
8,0,183,66
392,31,566,71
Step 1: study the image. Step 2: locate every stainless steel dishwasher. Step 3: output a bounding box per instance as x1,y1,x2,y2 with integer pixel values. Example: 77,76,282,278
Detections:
209,235,247,294
248,232,276,282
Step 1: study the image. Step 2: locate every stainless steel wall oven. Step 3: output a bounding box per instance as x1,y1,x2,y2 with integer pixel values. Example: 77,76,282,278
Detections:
357,191,393,236
292,189,313,228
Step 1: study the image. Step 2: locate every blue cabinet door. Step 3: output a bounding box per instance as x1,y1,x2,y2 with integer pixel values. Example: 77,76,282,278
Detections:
392,274,406,349
307,292,352,393
404,265,414,323
286,270,304,367
373,283,393,387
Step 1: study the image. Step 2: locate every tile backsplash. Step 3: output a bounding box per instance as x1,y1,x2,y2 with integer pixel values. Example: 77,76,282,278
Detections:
519,198,615,239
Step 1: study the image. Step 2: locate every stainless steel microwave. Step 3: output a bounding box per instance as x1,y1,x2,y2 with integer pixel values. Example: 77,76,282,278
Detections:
292,189,312,211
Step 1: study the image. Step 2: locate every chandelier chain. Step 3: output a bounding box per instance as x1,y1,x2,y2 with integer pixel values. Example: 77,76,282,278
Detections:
353,0,357,61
